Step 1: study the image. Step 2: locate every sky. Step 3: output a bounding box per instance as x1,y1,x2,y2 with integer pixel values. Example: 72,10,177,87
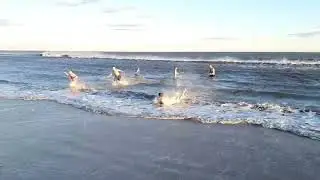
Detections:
0,0,320,52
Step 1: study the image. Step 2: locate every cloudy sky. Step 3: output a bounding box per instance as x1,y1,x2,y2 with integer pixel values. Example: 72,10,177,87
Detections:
0,0,320,51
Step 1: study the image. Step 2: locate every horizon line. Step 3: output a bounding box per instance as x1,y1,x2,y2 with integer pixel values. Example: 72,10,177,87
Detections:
1,50,320,53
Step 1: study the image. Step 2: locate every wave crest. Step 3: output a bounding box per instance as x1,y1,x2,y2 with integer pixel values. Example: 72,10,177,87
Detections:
40,51,320,66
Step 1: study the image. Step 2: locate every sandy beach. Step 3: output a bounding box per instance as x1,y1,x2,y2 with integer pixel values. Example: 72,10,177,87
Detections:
0,99,319,180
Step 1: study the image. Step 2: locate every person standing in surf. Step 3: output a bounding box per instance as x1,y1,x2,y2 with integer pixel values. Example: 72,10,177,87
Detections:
65,70,78,82
112,67,124,81
209,64,215,77
64,70,89,91
174,67,179,79
134,67,140,77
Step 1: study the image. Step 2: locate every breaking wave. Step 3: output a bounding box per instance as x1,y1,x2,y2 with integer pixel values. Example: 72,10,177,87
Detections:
40,51,320,66
1,88,319,140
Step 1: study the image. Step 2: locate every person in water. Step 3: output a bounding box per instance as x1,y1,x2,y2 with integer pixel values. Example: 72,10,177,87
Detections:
174,67,179,79
134,68,140,77
157,92,164,105
65,70,89,91
156,89,187,106
112,67,124,81
65,70,78,82
209,64,215,77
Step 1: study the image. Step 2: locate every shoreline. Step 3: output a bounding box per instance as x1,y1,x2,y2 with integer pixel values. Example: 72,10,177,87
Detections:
3,97,319,141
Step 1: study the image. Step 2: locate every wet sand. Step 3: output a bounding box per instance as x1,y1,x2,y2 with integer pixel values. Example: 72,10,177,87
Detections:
0,100,319,180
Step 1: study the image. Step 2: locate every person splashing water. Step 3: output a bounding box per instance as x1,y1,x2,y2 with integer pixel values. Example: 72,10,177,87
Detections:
64,70,88,91
174,67,179,79
209,64,215,77
134,67,144,81
112,67,124,82
155,88,187,106
108,66,129,86
135,68,140,77
157,92,164,106
66,70,78,82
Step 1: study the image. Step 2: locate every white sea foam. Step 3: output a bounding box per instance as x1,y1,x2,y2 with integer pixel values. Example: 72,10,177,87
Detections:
41,51,320,66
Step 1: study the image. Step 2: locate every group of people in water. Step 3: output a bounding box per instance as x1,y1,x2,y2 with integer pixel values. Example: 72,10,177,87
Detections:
65,64,216,106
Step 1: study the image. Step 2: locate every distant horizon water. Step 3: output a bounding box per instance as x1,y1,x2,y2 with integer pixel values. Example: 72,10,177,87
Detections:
1,50,320,53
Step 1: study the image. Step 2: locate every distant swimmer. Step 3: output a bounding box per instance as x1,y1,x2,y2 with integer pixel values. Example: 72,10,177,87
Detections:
65,70,78,82
209,64,215,77
157,92,164,106
134,67,140,77
174,67,179,79
112,67,124,81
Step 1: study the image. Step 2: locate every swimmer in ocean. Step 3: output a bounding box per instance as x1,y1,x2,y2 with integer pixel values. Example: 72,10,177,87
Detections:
155,89,187,106
64,70,89,91
174,67,179,79
134,67,140,77
112,67,124,81
209,64,215,77
157,92,164,106
65,70,78,82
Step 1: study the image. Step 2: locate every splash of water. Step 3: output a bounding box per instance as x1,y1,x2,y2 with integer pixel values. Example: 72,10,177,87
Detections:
69,81,90,92
154,89,187,106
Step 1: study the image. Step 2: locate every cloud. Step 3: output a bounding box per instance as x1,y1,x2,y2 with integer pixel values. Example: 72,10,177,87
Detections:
102,6,153,24
137,15,152,19
202,37,238,41
107,23,144,31
0,19,20,27
107,24,142,28
56,0,99,7
288,30,320,38
0,19,10,26
110,28,142,31
103,6,135,14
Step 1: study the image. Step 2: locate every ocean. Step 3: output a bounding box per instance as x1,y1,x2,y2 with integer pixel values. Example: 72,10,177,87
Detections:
0,51,319,140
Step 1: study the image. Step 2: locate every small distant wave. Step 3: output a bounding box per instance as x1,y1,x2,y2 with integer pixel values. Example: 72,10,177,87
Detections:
208,57,320,66
94,90,156,100
40,51,106,59
0,79,27,85
40,51,320,66
227,88,320,100
300,106,320,115
0,51,40,57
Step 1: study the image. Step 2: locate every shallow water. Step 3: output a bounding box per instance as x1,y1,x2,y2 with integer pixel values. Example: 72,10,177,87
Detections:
0,51,319,139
